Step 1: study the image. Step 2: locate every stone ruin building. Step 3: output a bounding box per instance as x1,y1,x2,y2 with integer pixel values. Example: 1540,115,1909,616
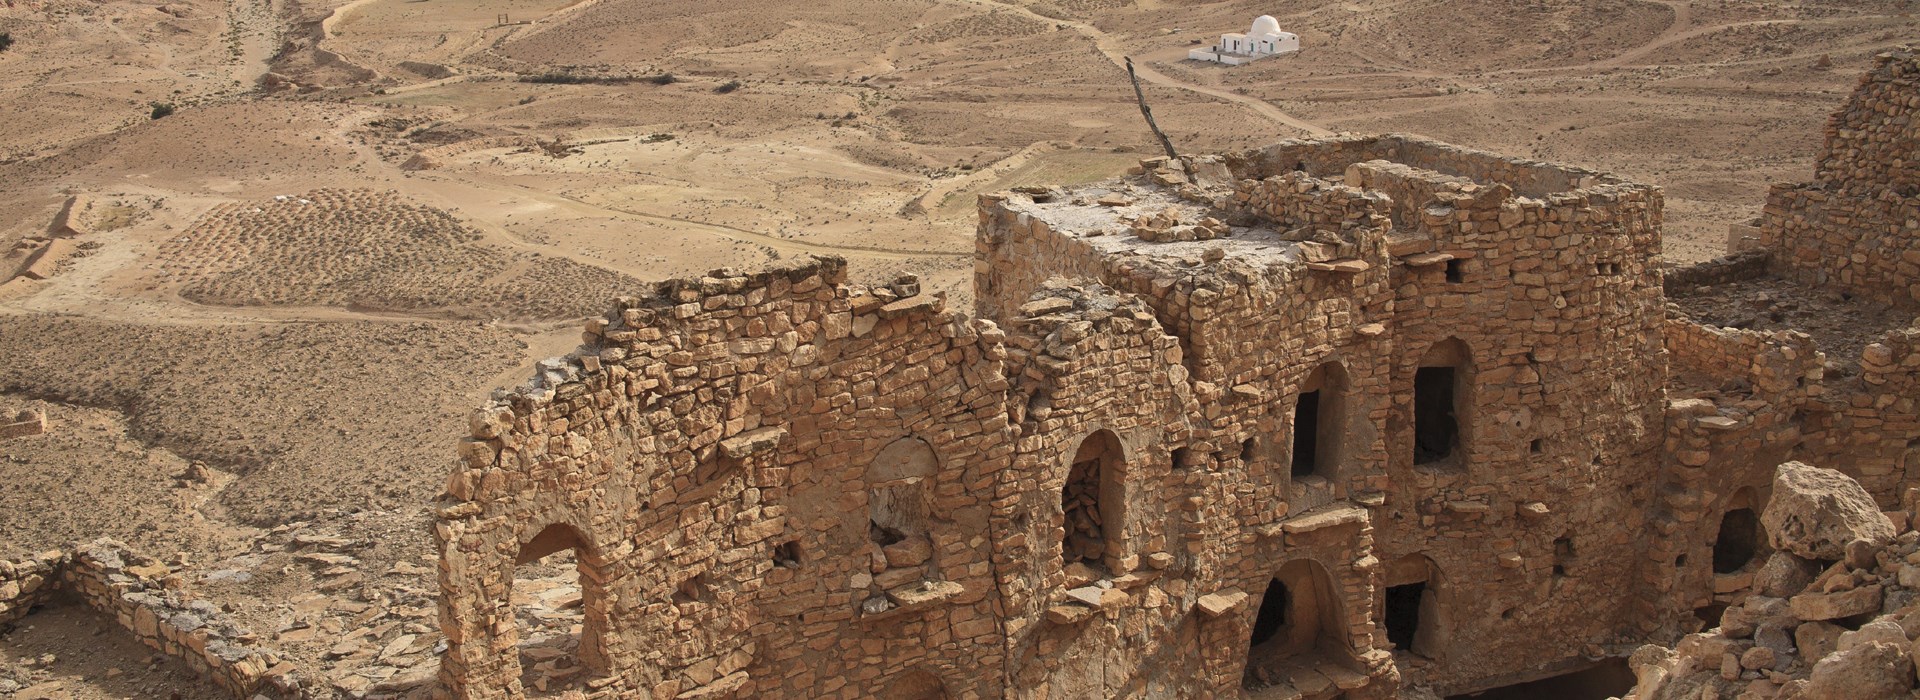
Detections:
414,48,1920,700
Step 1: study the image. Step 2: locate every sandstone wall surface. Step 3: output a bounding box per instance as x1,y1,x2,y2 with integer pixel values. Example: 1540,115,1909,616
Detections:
1761,48,1920,309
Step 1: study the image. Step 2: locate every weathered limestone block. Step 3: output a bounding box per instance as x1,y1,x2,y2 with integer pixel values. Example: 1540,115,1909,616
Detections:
1790,584,1883,621
1802,640,1912,700
1763,462,1896,560
1755,551,1825,599
1796,621,1847,665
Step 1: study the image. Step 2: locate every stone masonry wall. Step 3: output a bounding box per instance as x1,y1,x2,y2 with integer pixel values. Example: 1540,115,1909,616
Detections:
0,541,298,698
1760,48,1920,309
1645,321,1822,639
433,55,1920,699
437,258,1018,700
0,550,62,627
1226,133,1632,199
1796,327,1920,505
1368,153,1668,693
1813,47,1919,196
972,133,1666,696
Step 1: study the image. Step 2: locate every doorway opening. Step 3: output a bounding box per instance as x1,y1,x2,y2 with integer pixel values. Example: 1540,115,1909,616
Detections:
1291,362,1348,480
512,524,605,696
1385,582,1425,651
1713,508,1760,574
1062,430,1124,569
1414,339,1471,467
1250,578,1289,647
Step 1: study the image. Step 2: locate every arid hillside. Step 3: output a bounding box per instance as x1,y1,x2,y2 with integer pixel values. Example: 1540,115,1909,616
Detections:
0,0,1913,695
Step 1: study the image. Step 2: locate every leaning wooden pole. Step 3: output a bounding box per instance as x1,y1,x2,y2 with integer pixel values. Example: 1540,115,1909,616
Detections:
1125,57,1179,161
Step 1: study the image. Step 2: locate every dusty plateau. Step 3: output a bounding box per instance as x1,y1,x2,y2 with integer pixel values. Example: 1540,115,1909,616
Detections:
0,0,1917,698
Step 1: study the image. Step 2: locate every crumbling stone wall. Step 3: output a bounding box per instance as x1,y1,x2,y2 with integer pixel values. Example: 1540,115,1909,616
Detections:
1759,48,1920,309
0,550,61,626
438,259,1017,699
1224,133,1633,200
1795,327,1920,504
0,541,297,698
1644,49,1920,671
1625,462,1920,700
437,59,1915,695
1814,49,1919,196
974,133,1665,696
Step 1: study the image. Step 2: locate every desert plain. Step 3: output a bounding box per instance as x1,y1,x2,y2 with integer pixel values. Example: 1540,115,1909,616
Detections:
0,0,1915,696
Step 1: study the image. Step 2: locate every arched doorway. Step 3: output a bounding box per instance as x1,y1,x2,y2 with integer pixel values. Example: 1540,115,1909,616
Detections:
1244,560,1352,690
1712,489,1763,574
511,523,607,696
1062,430,1125,571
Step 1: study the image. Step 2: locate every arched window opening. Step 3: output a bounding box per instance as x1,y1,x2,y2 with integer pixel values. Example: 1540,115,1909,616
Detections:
1062,430,1125,570
868,437,938,584
1291,362,1348,479
512,524,605,697
1244,560,1353,690
1292,392,1319,477
1713,508,1761,574
885,669,951,700
1414,339,1471,467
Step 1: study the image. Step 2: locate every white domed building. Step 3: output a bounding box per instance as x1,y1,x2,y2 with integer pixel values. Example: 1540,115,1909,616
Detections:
1189,14,1300,65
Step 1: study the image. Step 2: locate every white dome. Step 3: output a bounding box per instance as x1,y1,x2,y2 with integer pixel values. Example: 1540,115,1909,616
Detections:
1250,15,1281,36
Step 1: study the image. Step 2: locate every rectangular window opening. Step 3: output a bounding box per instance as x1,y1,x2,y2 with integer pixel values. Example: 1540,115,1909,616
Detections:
1444,259,1464,283
1291,390,1319,478
1414,367,1458,465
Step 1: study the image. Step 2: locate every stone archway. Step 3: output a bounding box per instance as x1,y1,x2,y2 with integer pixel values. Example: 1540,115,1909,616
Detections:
884,668,952,700
1062,429,1127,572
508,522,610,697
1243,559,1352,690
1711,488,1764,574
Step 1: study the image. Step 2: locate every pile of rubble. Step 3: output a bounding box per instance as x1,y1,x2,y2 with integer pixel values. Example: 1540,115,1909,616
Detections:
1128,206,1229,243
1626,461,1920,699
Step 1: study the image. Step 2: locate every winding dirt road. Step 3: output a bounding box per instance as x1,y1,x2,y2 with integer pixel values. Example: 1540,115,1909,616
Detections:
942,0,1333,137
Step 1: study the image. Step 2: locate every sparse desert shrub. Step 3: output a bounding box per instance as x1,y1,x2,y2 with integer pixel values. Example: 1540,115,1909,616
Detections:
714,80,742,94
519,73,594,84
149,102,176,119
0,32,13,53
648,73,677,86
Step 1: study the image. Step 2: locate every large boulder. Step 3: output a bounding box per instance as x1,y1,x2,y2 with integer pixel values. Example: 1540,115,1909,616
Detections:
1762,462,1895,561
1754,551,1824,598
1802,640,1912,699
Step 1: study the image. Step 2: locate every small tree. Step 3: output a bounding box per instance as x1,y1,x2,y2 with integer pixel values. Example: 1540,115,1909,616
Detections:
0,32,13,53
149,102,176,120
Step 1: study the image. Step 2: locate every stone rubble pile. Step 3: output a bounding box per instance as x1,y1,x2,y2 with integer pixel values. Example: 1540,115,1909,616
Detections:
1626,462,1920,700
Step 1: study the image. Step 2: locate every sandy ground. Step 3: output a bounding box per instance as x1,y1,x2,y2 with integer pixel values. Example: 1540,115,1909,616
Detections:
0,0,1914,695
